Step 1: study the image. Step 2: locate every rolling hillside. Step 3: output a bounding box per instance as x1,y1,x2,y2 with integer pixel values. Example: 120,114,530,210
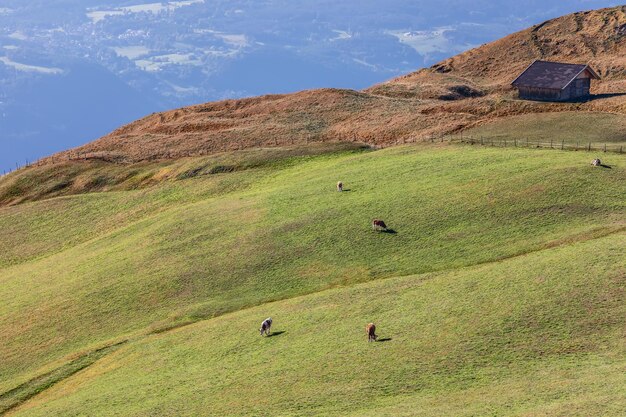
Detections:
1,143,625,415
1,4,626,416
34,5,626,165
11,231,626,416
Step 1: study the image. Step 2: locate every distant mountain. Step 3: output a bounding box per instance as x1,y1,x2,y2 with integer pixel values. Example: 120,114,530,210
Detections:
0,0,619,171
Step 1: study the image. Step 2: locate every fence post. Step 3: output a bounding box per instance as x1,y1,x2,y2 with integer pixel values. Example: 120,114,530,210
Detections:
514,138,517,147
550,139,553,149
604,144,607,153
561,140,564,150
588,142,591,151
504,138,507,147
526,138,529,147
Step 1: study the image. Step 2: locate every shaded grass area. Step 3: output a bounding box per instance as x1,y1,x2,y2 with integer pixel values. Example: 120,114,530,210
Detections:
0,341,127,415
11,232,625,416
0,143,369,268
0,144,624,404
464,111,626,145
0,142,369,206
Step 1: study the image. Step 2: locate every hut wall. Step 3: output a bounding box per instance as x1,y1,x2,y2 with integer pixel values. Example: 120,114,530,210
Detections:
518,87,561,101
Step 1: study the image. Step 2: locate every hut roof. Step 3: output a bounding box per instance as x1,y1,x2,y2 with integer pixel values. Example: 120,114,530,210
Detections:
511,60,600,90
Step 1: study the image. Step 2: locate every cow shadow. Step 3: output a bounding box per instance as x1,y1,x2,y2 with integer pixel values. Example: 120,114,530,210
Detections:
599,164,612,169
382,229,397,234
338,189,352,192
267,331,286,337
377,337,392,342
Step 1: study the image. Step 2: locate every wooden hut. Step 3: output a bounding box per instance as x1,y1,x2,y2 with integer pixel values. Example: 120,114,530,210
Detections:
511,60,600,102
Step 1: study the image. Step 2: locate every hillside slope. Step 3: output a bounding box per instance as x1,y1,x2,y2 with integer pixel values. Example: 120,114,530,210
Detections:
1,5,626,416
37,5,626,164
10,232,626,416
1,144,625,415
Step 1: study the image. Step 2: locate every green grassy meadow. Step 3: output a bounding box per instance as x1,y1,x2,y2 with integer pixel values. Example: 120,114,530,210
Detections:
1,143,624,415
12,232,626,417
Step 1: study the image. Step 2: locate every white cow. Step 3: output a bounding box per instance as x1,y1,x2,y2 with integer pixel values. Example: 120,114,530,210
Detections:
260,317,273,336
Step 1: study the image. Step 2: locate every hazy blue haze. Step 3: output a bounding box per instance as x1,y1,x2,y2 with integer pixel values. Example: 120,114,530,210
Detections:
0,0,619,171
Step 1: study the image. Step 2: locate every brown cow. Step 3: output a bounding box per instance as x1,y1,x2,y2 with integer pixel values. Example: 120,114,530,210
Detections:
366,323,377,342
372,219,387,231
591,158,602,166
337,181,344,192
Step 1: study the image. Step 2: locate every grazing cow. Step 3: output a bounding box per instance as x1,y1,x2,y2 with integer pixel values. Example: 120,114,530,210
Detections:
337,181,343,192
366,323,377,342
372,219,387,231
591,158,602,166
260,317,273,336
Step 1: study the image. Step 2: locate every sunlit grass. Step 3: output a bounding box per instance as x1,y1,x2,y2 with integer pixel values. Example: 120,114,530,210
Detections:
13,231,626,416
0,143,624,415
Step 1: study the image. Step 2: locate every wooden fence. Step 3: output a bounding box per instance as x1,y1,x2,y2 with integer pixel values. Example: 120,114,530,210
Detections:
443,135,625,154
